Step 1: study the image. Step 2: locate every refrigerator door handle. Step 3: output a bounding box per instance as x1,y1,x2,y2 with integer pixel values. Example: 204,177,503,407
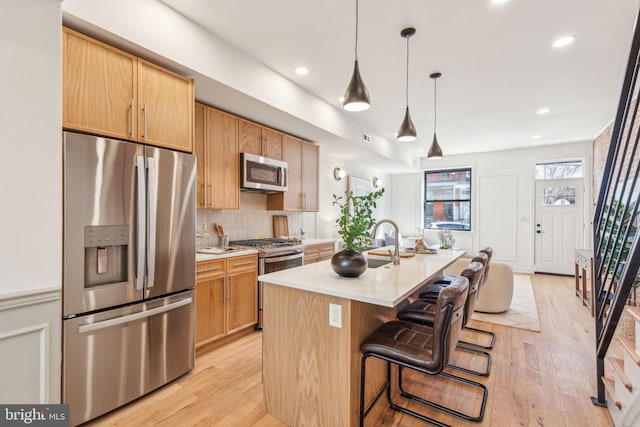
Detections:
146,156,157,289
77,297,192,334
135,155,146,290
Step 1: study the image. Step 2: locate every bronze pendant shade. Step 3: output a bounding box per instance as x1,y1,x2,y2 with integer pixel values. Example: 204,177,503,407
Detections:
344,59,370,111
397,27,417,142
343,0,370,112
428,72,443,159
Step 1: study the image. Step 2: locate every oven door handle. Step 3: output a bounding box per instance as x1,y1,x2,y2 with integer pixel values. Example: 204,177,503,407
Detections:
263,252,304,263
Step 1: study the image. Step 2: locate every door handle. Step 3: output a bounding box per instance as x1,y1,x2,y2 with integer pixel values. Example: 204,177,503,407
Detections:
78,297,192,333
146,157,157,289
135,155,146,290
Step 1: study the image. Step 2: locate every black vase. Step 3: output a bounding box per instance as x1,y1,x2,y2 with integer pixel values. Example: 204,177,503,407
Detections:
331,249,367,278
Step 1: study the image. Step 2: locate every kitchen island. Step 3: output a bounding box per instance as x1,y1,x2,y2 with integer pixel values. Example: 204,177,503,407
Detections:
259,248,465,426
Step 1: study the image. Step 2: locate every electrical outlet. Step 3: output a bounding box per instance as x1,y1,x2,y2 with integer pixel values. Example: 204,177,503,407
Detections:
362,133,372,144
329,303,342,328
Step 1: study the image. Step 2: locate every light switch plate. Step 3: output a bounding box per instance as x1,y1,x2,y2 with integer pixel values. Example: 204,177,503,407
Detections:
329,303,342,328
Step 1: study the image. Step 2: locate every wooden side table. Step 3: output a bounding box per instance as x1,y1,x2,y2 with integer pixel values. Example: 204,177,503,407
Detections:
575,249,595,317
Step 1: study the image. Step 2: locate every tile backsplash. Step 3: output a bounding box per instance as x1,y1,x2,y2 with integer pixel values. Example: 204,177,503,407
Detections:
197,192,316,246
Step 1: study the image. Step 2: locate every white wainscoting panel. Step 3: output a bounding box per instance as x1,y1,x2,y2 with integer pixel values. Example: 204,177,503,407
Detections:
478,175,517,261
0,287,61,404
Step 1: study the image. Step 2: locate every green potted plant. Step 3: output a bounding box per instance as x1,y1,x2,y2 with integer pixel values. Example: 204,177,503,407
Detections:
331,188,385,277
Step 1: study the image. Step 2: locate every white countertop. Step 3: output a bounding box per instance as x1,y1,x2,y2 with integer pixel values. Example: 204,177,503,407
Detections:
301,238,338,246
258,248,465,307
196,248,258,262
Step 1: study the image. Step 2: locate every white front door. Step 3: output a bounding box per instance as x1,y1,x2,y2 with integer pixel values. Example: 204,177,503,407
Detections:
534,179,584,275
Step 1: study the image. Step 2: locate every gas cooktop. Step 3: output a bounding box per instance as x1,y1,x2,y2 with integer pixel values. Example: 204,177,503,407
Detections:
229,238,302,249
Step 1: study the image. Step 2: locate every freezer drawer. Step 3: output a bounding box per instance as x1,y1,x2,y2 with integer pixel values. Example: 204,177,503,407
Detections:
63,291,195,426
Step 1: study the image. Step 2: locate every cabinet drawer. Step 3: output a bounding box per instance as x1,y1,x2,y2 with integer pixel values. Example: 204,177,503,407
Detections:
196,259,225,279
227,254,258,273
318,243,336,257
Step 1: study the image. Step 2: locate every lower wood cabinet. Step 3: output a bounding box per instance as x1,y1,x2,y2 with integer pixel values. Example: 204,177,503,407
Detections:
196,254,258,347
303,242,336,265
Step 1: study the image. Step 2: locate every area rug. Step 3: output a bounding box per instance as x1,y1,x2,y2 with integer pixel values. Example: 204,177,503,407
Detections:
471,274,541,332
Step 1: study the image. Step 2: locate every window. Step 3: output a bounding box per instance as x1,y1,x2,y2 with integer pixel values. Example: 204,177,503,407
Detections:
424,168,471,231
535,160,583,179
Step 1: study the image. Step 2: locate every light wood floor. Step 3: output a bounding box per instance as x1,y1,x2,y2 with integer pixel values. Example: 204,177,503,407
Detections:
86,274,613,427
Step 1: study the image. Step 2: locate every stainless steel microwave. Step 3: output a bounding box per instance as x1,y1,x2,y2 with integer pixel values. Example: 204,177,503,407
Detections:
240,152,288,193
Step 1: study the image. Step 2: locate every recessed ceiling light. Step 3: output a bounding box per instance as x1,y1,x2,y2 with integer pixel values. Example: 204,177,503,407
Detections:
532,134,542,140
537,107,551,115
418,148,425,152
552,35,575,48
491,0,510,4
295,66,309,76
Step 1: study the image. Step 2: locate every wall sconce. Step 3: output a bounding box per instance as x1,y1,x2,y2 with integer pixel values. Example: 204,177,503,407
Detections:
373,177,383,188
334,167,346,181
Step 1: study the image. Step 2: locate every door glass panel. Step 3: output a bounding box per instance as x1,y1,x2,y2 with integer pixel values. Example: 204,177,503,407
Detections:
542,186,577,206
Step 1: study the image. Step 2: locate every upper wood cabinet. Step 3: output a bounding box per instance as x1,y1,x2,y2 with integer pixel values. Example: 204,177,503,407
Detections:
62,27,194,153
239,119,284,160
137,60,194,152
63,27,137,141
267,136,319,212
194,102,239,210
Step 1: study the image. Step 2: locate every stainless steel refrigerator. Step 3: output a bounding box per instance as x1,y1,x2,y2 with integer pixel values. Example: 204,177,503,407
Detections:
62,131,196,425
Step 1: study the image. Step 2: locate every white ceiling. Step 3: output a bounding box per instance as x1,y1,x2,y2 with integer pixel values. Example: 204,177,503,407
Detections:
160,0,638,164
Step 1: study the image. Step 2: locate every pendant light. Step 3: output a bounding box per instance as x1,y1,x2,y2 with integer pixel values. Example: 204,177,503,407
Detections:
343,0,370,112
427,72,444,159
397,27,417,142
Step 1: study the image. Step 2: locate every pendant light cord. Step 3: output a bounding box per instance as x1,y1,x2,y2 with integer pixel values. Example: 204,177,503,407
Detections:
433,78,437,133
405,36,410,107
354,0,359,60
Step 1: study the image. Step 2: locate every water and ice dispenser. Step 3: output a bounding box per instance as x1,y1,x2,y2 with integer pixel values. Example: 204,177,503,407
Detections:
84,225,129,288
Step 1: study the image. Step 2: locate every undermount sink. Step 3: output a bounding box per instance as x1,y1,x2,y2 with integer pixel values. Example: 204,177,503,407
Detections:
367,258,392,268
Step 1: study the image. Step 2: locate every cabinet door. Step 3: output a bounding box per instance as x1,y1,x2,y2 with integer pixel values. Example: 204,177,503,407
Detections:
63,27,137,141
283,136,303,210
239,119,263,155
226,270,258,333
207,108,239,209
301,142,319,211
303,246,319,265
194,103,207,208
317,242,335,261
137,60,194,152
195,276,226,346
263,128,283,160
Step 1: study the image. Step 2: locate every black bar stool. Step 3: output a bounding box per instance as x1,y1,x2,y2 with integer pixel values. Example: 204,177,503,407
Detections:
359,276,488,426
399,261,491,377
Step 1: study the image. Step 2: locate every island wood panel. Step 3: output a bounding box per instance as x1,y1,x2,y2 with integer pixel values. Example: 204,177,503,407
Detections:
262,283,352,426
262,282,426,427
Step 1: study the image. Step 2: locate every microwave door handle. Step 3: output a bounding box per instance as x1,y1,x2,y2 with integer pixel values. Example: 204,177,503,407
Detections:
135,155,146,290
146,157,157,289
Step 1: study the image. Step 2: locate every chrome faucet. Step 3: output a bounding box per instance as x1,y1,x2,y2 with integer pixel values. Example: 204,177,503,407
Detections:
370,219,400,265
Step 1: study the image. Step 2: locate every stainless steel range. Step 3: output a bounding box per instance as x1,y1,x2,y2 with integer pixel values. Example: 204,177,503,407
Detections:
230,238,305,329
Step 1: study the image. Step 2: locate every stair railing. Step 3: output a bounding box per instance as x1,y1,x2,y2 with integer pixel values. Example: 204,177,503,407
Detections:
592,7,640,407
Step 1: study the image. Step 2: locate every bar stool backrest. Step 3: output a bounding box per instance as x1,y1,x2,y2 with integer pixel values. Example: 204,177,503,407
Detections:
459,261,484,325
479,247,494,286
433,276,469,366
470,252,488,288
